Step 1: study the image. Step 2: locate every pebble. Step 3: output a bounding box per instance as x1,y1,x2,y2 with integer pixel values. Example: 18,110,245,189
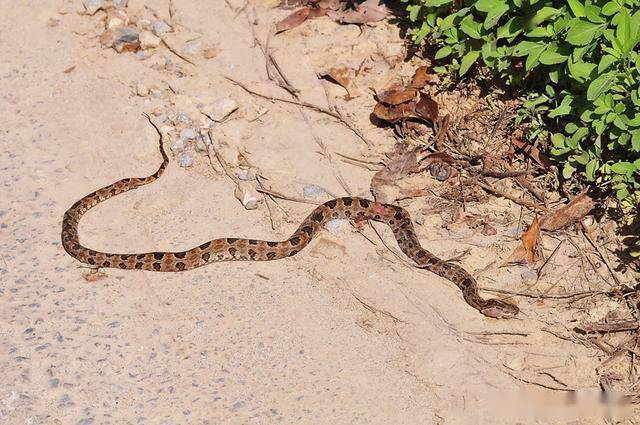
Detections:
234,182,260,210
177,152,193,167
139,30,160,50
324,220,346,235
152,19,172,36
194,135,209,152
135,83,149,97
83,0,105,15
179,128,198,140
105,8,128,29
199,98,238,122
170,139,185,153
181,38,203,56
113,0,128,8
236,169,255,181
174,112,190,124
100,27,140,52
303,185,324,198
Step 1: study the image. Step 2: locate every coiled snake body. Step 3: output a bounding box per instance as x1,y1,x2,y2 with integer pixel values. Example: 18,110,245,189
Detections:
61,129,518,319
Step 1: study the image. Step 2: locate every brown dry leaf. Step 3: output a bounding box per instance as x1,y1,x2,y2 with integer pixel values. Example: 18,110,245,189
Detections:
506,217,540,264
376,86,417,105
203,47,220,59
63,65,76,74
317,0,341,10
319,67,359,99
373,101,416,123
414,93,438,122
511,134,552,170
275,6,312,33
327,0,388,24
410,66,431,89
540,192,595,231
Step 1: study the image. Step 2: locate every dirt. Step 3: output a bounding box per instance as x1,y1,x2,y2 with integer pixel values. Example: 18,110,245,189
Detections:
1,0,638,424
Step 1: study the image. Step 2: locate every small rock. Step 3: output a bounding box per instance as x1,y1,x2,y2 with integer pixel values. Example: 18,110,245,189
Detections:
303,185,324,198
105,8,128,29
135,83,149,97
181,38,203,56
199,98,238,122
101,27,140,52
135,18,152,30
113,0,128,8
152,19,171,36
203,47,219,59
48,15,61,27
324,220,345,235
177,152,193,167
519,269,538,284
174,112,190,124
179,128,198,140
139,30,160,49
236,169,255,181
194,135,208,152
83,0,105,15
170,138,185,153
234,182,260,210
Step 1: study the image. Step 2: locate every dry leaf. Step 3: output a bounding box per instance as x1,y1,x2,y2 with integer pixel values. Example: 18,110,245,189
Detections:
373,101,416,123
319,67,359,99
410,65,431,89
275,6,312,33
511,134,552,169
540,192,595,231
414,93,438,122
327,0,388,24
506,217,540,264
376,86,417,105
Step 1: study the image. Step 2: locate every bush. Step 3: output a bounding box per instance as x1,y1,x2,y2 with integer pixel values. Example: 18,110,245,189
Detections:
403,0,640,213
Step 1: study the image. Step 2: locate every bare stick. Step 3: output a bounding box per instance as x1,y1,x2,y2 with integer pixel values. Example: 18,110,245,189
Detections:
471,177,547,213
160,38,196,66
256,187,320,205
225,76,371,145
575,320,640,334
582,230,622,287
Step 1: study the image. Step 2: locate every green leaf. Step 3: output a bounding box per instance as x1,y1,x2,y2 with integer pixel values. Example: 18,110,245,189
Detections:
632,130,640,152
474,0,502,13
601,1,619,17
587,72,616,101
551,133,566,148
435,46,453,59
597,54,619,73
566,19,605,46
539,43,568,64
496,16,525,39
584,5,605,24
460,15,483,39
611,161,636,175
567,58,596,82
567,0,585,18
425,0,453,6
531,7,562,26
586,158,598,180
459,50,480,76
563,163,576,179
484,3,509,29
616,9,633,53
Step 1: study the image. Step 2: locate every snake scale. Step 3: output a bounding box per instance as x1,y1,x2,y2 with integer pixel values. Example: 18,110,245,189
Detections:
61,123,519,319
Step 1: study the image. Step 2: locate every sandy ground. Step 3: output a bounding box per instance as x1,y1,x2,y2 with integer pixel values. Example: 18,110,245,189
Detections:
1,1,637,424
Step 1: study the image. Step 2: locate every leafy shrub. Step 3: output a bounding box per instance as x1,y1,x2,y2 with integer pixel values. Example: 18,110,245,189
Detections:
403,0,640,212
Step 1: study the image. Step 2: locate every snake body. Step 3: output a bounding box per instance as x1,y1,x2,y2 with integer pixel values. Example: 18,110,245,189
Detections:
61,131,519,319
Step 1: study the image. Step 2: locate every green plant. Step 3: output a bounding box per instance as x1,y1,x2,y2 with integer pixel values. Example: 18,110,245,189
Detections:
404,0,640,208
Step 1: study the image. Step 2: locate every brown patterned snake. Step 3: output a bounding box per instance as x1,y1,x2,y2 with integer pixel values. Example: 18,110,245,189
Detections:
61,122,519,319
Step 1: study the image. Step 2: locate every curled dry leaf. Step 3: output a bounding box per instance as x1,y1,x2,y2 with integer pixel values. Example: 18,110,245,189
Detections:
326,0,388,24
415,93,438,122
319,67,358,99
376,86,417,105
410,65,431,89
540,192,595,231
511,132,552,170
275,6,312,33
373,101,416,123
506,217,540,265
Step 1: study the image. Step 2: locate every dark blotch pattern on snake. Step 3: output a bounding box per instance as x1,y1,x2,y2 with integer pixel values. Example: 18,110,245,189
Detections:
61,126,519,319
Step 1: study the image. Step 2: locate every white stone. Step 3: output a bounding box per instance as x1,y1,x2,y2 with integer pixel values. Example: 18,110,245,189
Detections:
199,98,238,122
83,0,105,15
139,30,160,49
234,182,260,210
179,128,198,140
152,19,171,36
135,83,149,97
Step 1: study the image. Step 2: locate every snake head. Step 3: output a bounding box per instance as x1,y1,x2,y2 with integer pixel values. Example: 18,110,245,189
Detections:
480,299,519,319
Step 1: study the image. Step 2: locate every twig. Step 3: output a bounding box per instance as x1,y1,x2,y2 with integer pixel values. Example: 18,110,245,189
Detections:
255,175,278,231
160,38,196,66
582,230,622,287
536,239,565,279
503,369,574,392
575,320,640,334
206,130,239,184
471,177,547,212
256,187,320,205
481,287,605,300
225,76,371,145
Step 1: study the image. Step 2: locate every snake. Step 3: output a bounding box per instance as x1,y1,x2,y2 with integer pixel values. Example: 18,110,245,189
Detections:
61,123,519,319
